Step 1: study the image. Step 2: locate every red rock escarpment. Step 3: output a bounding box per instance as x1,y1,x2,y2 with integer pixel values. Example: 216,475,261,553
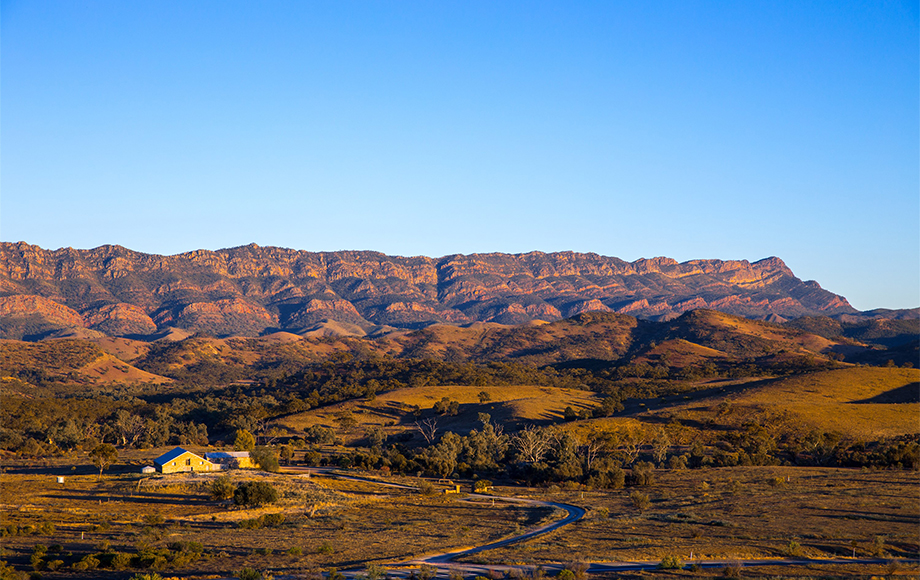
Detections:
0,242,856,337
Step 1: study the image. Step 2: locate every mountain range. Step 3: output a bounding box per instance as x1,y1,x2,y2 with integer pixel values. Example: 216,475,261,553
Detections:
0,242,912,341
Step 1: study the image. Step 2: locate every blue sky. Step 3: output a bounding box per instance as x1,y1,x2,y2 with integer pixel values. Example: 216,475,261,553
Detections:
2,1,918,310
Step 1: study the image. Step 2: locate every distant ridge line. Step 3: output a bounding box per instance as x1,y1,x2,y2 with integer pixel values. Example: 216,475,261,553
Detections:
0,241,873,340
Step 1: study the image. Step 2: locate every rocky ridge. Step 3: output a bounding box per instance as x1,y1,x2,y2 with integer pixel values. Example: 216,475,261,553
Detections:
0,242,858,339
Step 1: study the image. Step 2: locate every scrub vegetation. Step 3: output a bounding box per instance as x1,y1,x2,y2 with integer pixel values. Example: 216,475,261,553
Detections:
1,309,917,577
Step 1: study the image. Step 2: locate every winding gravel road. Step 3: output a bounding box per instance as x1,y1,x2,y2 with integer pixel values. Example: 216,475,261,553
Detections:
285,468,916,578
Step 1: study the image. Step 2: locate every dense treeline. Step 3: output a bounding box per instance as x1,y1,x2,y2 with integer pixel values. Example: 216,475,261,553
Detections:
3,351,916,477
0,331,915,478
317,417,920,485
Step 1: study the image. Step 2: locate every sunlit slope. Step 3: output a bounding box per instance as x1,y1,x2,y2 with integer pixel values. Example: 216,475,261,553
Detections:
279,384,601,440
0,338,171,388
672,367,919,439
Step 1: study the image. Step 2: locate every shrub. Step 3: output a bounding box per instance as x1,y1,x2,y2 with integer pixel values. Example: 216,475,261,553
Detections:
473,480,493,493
658,555,684,569
111,552,132,570
562,563,588,580
871,536,888,557
0,560,26,580
556,570,575,580
286,547,302,556
721,562,742,578
134,549,169,570
30,553,44,571
234,481,279,506
363,564,386,580
237,568,263,580
632,461,655,486
238,518,263,530
630,491,651,511
783,540,803,557
768,476,786,488
210,476,235,500
667,455,688,470
262,513,285,527
317,542,334,554
72,555,100,571
129,574,164,580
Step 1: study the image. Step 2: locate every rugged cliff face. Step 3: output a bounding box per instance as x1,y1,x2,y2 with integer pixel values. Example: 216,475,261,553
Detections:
0,242,856,338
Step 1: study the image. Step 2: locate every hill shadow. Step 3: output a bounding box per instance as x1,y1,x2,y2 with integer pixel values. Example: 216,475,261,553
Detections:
851,382,919,404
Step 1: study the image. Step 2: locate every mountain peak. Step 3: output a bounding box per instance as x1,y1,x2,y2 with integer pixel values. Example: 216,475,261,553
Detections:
0,242,855,339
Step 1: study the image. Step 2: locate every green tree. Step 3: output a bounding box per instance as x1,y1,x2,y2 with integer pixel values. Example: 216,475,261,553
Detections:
251,446,280,472
233,481,279,507
89,443,118,479
234,429,256,452
279,445,293,465
210,476,235,500
473,479,493,493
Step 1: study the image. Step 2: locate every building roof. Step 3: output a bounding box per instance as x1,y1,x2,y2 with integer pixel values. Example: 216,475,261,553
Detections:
154,447,196,465
204,451,250,460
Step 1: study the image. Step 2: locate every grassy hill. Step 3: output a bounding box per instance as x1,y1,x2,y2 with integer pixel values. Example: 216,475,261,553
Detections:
653,366,919,440
279,384,602,445
0,339,170,391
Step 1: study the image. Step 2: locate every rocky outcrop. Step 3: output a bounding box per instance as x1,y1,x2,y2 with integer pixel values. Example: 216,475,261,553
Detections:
0,242,857,338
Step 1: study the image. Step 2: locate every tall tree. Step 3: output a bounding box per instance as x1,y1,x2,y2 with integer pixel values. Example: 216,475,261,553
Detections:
89,443,118,479
234,429,256,452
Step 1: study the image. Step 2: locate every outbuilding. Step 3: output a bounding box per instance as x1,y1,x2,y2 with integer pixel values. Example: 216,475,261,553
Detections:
153,447,219,474
204,451,254,470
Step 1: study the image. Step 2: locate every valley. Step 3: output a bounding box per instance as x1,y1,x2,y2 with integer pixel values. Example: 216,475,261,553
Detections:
0,293,917,578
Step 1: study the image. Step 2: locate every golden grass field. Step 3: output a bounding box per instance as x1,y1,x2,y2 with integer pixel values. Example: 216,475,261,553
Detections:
657,367,919,439
0,458,554,576
279,384,602,443
2,454,917,579
459,466,920,566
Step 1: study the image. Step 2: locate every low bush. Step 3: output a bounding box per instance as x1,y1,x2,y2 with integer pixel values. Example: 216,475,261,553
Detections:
72,555,100,571
234,481,279,507
658,555,684,569
317,542,334,554
210,476,235,500
630,490,651,511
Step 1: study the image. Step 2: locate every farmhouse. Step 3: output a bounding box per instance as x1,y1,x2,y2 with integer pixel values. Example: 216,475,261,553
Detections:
154,447,219,474
204,451,254,469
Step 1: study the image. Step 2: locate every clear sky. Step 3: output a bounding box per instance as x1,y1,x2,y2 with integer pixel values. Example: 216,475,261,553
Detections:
2,1,918,311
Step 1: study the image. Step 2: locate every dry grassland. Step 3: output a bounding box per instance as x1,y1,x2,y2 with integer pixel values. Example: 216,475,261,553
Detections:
649,367,919,439
460,466,920,566
280,385,601,441
0,459,544,576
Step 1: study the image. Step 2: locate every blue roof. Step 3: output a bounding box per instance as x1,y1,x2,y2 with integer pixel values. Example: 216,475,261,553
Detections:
154,447,194,465
204,451,249,460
